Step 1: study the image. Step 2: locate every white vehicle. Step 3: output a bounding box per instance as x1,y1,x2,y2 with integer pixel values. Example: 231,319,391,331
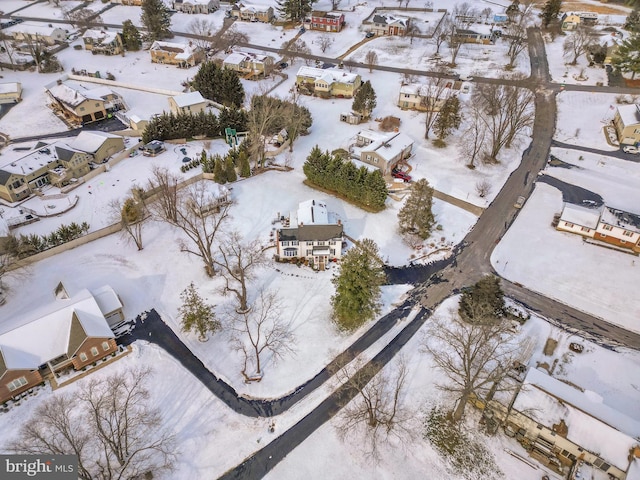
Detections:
514,196,526,209
459,74,473,81
622,145,639,154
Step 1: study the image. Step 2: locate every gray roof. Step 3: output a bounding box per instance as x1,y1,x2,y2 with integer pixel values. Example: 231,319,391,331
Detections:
279,224,343,242
0,170,12,185
55,145,78,161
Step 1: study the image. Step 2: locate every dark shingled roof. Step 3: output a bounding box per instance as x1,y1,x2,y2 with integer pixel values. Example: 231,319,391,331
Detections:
0,170,12,185
372,14,387,24
55,145,77,162
279,224,343,242
0,350,6,379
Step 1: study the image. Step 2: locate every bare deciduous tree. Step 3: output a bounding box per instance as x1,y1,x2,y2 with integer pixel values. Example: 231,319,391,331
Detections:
475,179,492,198
364,49,378,73
148,166,179,222
0,32,17,70
188,18,215,50
246,92,286,167
317,34,333,53
283,39,311,63
331,0,342,10
563,25,595,65
461,100,487,168
333,357,414,460
422,310,522,422
227,289,295,381
109,196,147,250
149,173,232,276
215,231,266,313
11,368,176,480
209,25,249,56
419,70,451,139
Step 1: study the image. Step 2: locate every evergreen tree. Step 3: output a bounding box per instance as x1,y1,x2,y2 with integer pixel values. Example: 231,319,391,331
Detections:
331,239,386,331
122,20,142,51
540,0,562,28
458,275,506,324
612,33,640,79
362,170,387,210
624,5,640,33
178,282,220,341
218,107,248,136
352,80,377,119
398,178,435,240
213,156,226,183
239,150,251,177
200,149,207,166
221,69,245,108
141,0,172,42
225,155,237,182
278,0,315,22
433,96,462,145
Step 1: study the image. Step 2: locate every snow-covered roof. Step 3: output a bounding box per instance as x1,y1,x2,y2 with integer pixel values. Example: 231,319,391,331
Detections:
616,104,640,128
372,13,409,27
235,3,271,13
628,458,640,480
150,41,200,58
171,91,206,108
296,66,359,85
82,29,119,44
1,141,59,175
360,131,414,162
0,217,8,237
224,52,247,65
559,203,602,229
295,199,330,226
399,83,454,97
92,285,123,316
600,205,640,233
0,83,21,95
513,368,639,470
46,82,116,108
70,131,122,154
180,0,215,4
6,23,65,37
224,51,271,65
0,287,116,371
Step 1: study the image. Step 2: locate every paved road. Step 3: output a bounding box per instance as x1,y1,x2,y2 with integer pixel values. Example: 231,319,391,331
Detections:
536,174,604,206
551,139,639,163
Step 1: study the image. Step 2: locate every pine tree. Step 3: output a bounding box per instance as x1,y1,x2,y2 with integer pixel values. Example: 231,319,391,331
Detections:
239,150,251,177
362,170,387,210
178,283,220,341
122,20,142,51
352,81,377,119
625,6,640,33
221,69,245,108
331,239,386,331
612,33,640,79
225,155,237,182
458,275,506,324
278,0,315,22
540,0,562,28
141,0,172,41
218,107,248,136
398,178,435,240
213,156,226,183
433,96,462,145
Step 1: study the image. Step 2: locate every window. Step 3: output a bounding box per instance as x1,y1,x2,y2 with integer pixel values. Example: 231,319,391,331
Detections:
91,347,99,356
580,227,590,232
79,107,85,112
80,352,88,362
602,224,613,231
291,240,298,246
281,241,290,247
564,222,574,228
317,241,325,246
330,249,336,255
7,376,28,392
329,241,336,246
102,341,110,351
306,250,312,256
366,154,371,161
623,230,634,237
284,248,297,257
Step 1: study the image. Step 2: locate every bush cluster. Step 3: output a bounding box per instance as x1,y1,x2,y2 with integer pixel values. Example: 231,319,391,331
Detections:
6,222,90,258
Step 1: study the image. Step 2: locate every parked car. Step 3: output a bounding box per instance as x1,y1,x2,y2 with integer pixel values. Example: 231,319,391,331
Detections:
514,195,526,209
365,31,375,38
622,145,639,154
392,169,412,182
278,62,288,69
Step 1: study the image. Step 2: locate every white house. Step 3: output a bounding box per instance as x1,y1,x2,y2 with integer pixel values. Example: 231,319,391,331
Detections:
275,200,343,270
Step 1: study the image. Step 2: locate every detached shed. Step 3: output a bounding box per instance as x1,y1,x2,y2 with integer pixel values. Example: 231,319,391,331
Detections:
340,111,362,125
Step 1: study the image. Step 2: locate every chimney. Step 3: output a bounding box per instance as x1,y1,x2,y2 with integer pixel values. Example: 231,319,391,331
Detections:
337,219,342,226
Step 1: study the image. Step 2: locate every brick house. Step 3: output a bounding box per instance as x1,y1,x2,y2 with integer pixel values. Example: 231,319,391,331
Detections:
351,130,413,175
173,0,219,14
275,200,343,270
150,41,205,68
612,104,640,146
229,3,274,22
309,11,345,32
82,30,124,56
0,285,123,405
295,66,361,98
556,203,640,253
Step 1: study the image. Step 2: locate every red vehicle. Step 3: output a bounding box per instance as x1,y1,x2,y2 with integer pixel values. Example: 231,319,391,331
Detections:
392,169,412,182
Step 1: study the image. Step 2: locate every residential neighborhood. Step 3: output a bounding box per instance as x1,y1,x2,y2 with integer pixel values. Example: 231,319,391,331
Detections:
0,0,639,479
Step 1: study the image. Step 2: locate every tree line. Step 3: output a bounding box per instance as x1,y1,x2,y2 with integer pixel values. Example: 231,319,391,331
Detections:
303,146,388,212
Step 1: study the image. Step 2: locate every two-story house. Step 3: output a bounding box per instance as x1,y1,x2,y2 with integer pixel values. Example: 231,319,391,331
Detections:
556,202,640,253
168,91,208,115
352,130,413,175
296,66,361,98
7,23,67,46
369,13,410,36
69,131,125,164
82,30,124,56
612,104,640,146
275,200,344,270
173,0,219,14
229,3,274,22
0,285,123,405
453,26,498,44
111,0,143,4
561,12,598,31
45,80,126,125
223,51,275,78
309,11,345,32
397,82,456,111
150,41,204,68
